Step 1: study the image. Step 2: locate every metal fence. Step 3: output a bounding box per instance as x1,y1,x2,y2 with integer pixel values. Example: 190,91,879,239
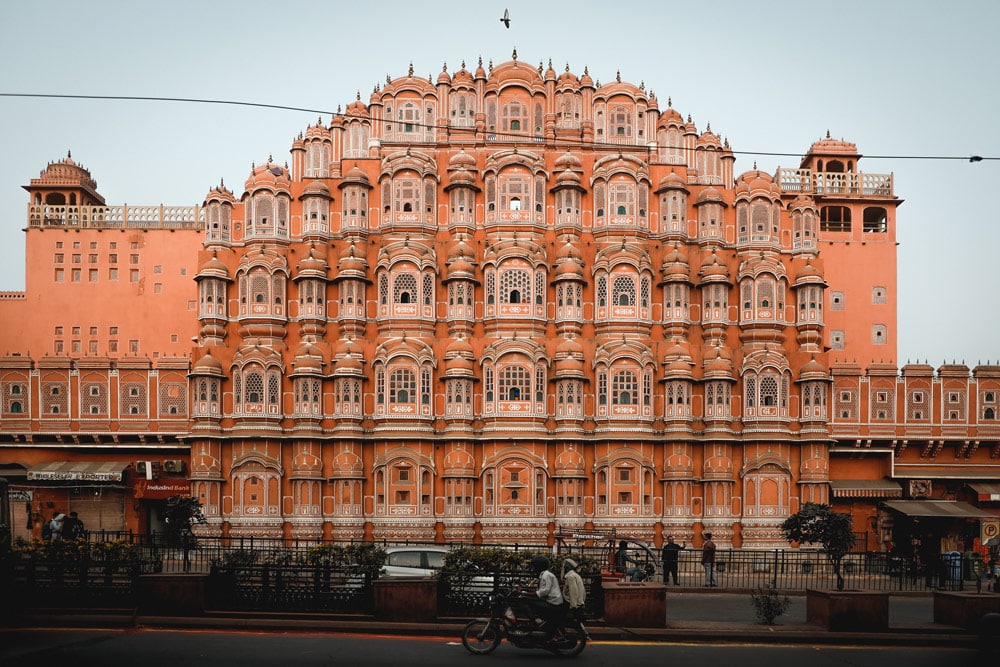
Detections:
15,534,992,615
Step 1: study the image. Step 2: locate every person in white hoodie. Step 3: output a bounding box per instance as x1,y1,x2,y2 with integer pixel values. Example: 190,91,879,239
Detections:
561,558,586,612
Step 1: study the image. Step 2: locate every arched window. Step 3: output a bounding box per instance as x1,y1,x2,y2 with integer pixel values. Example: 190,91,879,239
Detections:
390,369,416,404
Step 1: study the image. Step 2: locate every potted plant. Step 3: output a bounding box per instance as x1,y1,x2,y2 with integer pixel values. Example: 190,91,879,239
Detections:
783,502,888,631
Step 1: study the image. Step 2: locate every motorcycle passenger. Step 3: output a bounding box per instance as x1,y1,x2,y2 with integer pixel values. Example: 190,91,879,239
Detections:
523,555,564,637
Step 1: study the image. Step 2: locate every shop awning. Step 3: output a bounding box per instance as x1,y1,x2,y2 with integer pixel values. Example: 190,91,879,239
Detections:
882,500,998,519
968,482,1000,501
26,461,128,482
829,479,902,498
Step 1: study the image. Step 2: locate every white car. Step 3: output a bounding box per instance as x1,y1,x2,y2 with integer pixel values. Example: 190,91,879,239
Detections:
380,545,449,577
380,546,494,591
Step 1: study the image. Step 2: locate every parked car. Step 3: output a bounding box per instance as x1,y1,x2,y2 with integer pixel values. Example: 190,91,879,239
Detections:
380,545,494,591
380,545,450,577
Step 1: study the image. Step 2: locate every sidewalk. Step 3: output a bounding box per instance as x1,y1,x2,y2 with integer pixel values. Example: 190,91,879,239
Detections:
11,590,981,648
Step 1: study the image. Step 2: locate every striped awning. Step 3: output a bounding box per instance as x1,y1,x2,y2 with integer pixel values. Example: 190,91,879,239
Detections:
882,500,998,519
26,461,128,482
829,479,902,498
968,482,1000,502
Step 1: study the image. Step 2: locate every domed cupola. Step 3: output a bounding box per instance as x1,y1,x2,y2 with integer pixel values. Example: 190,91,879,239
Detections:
798,356,829,382
191,351,226,377
662,342,695,379
290,340,325,377
305,118,329,141
197,251,231,281
445,235,479,282
294,243,329,280
444,335,476,377
204,180,236,206
244,157,292,192
332,339,365,378
451,60,475,87
553,335,586,378
436,62,452,86
655,171,688,194
698,249,731,283
339,164,371,188
302,179,332,200
335,240,369,280
553,236,586,280
556,63,580,90
446,149,480,191
579,65,594,89
702,345,735,380
697,124,723,149
660,243,691,283
793,257,826,287
543,59,557,83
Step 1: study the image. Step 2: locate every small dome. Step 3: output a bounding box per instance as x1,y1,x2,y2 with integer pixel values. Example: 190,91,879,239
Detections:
191,352,225,377
204,180,236,205
579,66,593,88
554,150,583,172
305,119,328,140
451,62,475,87
556,64,580,89
657,103,684,128
794,259,825,286
332,340,365,377
295,244,328,278
302,180,331,198
660,243,690,281
337,241,369,276
291,342,325,376
702,346,735,379
798,357,828,381
655,171,688,193
339,164,371,188
554,448,586,477
197,253,231,280
699,250,730,282
244,159,291,191
696,186,725,205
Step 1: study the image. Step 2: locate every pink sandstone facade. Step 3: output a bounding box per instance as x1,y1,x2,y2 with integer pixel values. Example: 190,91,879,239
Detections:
1,56,997,552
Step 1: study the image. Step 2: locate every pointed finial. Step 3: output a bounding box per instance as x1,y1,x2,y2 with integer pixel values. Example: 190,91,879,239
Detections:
387,73,392,84
668,96,672,107
616,70,621,82
512,47,518,60
442,61,448,73
489,59,494,73
356,90,361,101
408,62,414,76
826,129,831,138
538,61,543,75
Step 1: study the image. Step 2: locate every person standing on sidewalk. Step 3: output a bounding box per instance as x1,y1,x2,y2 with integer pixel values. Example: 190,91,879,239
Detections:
701,532,717,586
662,535,685,585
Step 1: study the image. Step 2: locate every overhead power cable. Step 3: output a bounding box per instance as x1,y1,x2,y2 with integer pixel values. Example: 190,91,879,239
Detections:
1,92,994,163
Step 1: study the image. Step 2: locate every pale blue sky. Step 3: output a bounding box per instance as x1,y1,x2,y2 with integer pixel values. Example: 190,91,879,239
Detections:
1,0,997,365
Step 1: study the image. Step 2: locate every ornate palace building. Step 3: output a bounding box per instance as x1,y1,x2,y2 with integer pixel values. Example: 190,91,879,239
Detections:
1,55,998,552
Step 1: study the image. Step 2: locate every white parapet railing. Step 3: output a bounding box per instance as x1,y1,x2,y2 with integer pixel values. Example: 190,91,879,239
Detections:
776,169,894,197
28,204,204,229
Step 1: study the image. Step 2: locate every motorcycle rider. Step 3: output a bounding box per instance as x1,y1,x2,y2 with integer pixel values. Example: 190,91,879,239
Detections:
522,555,564,637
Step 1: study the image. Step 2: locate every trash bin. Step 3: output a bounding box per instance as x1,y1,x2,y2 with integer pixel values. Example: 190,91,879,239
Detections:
943,551,962,581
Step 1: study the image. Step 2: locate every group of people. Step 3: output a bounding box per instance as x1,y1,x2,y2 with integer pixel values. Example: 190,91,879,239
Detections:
616,531,718,587
42,510,86,541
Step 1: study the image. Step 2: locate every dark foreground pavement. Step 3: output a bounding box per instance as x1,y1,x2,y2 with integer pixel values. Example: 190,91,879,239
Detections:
7,591,984,649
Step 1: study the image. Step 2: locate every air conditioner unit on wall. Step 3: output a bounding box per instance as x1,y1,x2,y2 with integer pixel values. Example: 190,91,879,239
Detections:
162,459,185,474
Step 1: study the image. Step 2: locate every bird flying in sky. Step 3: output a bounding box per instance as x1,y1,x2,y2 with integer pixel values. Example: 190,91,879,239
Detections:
500,9,510,28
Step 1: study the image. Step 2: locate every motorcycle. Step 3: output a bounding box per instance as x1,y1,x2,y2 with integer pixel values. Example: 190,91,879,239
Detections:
461,588,588,657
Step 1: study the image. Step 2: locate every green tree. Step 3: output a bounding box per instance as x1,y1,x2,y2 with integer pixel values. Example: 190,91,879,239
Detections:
781,502,855,591
163,495,205,571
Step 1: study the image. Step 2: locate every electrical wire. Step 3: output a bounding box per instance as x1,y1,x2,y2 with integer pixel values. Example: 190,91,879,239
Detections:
0,92,994,163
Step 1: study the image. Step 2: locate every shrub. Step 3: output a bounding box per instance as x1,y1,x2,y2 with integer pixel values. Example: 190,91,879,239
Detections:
750,585,790,625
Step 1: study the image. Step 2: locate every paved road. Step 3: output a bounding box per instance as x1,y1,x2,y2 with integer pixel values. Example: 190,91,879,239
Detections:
0,628,982,666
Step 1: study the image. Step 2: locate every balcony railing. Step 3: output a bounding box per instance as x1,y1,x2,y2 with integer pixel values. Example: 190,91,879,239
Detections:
776,169,894,197
28,204,203,229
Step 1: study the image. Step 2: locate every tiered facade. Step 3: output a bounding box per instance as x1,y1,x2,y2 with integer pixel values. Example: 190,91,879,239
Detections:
1,56,998,551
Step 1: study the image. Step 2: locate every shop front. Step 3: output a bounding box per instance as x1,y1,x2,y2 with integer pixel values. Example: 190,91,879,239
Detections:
20,461,130,539
134,477,192,535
